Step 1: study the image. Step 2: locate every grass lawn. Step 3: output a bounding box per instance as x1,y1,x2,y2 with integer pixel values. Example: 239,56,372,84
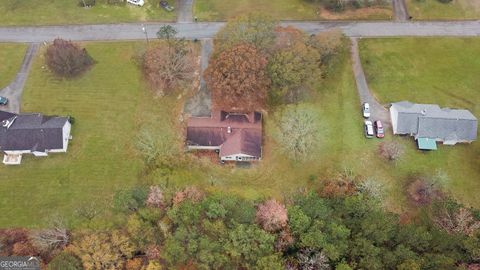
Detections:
0,44,27,88
359,38,480,208
0,42,191,228
194,0,392,21
0,0,176,26
407,0,480,20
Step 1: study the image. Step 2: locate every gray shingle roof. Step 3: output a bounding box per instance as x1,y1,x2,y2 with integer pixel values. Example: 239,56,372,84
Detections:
391,101,478,142
0,111,69,152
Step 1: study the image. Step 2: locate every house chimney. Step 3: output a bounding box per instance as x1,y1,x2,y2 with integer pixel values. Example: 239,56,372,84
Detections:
227,126,232,134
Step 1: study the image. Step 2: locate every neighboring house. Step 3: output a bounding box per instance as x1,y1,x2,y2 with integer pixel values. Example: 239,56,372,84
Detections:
186,111,262,161
390,101,477,149
0,110,72,165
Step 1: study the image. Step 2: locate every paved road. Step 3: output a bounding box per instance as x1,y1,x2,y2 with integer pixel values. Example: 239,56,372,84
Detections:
393,0,410,21
184,39,213,117
0,43,39,113
1,21,480,43
350,37,390,127
177,0,194,23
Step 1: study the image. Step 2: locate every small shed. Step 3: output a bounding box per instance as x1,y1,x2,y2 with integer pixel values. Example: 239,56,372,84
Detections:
417,137,437,150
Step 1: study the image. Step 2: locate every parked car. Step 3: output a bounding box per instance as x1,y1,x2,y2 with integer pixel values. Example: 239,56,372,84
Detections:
364,120,374,138
160,0,174,11
0,96,8,105
362,102,370,118
374,120,384,138
127,0,144,6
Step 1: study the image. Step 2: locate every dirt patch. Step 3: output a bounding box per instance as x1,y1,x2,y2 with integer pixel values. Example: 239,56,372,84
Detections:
319,7,392,19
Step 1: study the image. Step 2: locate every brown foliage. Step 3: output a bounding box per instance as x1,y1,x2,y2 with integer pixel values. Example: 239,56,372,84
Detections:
143,44,196,96
126,257,145,270
205,44,270,112
273,26,306,51
434,207,480,236
45,39,94,77
318,179,356,198
378,141,405,161
173,186,205,205
407,178,442,206
255,199,288,232
145,245,161,260
0,229,38,256
275,228,294,252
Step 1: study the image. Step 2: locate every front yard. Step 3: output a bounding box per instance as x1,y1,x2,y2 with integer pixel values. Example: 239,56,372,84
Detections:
359,37,480,208
407,0,480,20
0,0,176,26
194,0,392,21
0,42,185,227
0,43,27,87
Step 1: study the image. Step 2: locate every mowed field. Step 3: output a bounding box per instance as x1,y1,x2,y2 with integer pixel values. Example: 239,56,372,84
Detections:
359,38,480,208
0,42,185,228
407,0,480,20
194,0,392,21
0,0,176,26
0,44,27,87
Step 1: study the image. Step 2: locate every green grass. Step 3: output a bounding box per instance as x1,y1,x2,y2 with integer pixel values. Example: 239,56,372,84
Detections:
194,0,391,21
0,42,186,228
0,43,27,87
407,0,480,20
0,0,176,26
359,38,480,208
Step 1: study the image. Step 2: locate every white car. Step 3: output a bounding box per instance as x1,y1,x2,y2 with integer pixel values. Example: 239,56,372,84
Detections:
362,102,370,118
127,0,145,6
364,120,374,138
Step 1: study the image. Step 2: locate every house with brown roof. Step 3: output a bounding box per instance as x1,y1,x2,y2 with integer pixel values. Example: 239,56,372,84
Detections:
186,111,262,162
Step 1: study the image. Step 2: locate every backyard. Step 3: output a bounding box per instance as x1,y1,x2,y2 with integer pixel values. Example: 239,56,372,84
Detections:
194,0,392,21
407,0,480,20
0,0,176,26
0,43,27,87
360,37,480,208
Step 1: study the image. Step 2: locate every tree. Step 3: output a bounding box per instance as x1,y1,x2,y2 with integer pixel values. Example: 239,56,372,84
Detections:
30,217,69,254
434,205,480,236
47,252,82,270
172,186,205,205
276,105,320,160
146,186,164,208
215,12,278,53
297,249,331,270
70,231,135,270
156,25,178,50
205,44,270,112
45,39,94,77
268,42,321,103
255,199,289,232
136,126,178,165
308,30,346,74
378,141,405,161
113,186,149,212
143,43,195,95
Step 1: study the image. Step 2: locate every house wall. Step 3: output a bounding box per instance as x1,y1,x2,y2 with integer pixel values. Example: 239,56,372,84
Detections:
49,121,71,153
390,106,399,134
188,145,221,151
221,153,259,161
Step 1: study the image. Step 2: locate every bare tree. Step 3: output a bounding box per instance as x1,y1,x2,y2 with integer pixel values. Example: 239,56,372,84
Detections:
378,141,405,161
434,207,480,236
297,249,331,270
30,218,69,253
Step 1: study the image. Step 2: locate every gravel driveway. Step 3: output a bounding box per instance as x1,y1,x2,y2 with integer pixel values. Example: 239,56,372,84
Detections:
393,0,410,21
350,37,391,128
0,43,39,113
184,39,213,117
177,0,194,23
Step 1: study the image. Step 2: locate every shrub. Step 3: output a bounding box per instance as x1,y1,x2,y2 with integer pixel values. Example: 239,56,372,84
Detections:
378,141,405,161
45,39,94,78
113,186,149,212
146,186,164,208
47,252,82,270
172,186,205,205
256,199,288,232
